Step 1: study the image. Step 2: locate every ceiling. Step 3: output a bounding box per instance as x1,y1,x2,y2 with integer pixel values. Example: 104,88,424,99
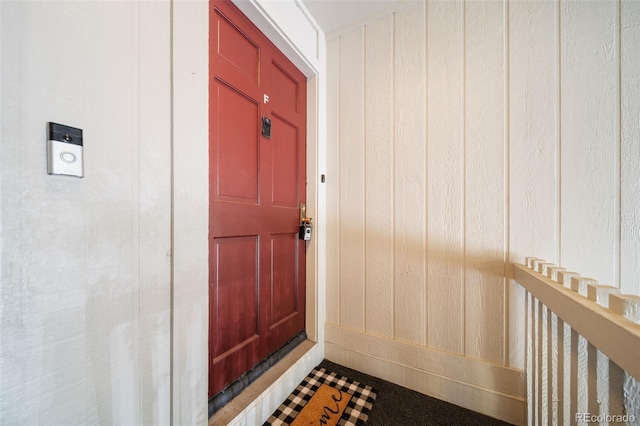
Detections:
301,0,399,34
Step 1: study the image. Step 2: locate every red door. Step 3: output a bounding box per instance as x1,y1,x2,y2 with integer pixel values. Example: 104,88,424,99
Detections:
209,0,307,397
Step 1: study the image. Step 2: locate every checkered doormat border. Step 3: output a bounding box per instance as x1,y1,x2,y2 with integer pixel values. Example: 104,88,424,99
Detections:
264,367,377,425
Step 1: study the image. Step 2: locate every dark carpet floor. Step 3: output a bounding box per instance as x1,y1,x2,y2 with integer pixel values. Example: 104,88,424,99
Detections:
318,360,514,426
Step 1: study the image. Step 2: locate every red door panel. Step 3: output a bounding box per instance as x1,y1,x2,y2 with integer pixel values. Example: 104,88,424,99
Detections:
271,115,299,207
214,81,259,203
213,8,261,97
270,233,298,324
212,236,259,355
270,61,300,116
209,235,261,394
209,0,307,397
216,12,260,83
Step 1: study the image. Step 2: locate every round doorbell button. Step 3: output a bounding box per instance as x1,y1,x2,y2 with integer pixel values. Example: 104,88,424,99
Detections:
60,152,77,163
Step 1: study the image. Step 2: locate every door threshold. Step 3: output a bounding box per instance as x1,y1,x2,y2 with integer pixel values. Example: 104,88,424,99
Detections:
209,331,307,416
209,339,316,425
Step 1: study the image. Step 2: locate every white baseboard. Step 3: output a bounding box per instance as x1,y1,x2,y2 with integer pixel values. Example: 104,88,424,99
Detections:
325,324,525,425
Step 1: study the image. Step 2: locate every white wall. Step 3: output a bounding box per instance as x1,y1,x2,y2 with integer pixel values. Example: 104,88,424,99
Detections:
0,1,171,424
172,0,210,424
325,0,640,424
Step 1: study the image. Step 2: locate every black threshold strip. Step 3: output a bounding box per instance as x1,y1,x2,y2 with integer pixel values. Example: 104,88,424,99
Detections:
208,331,307,418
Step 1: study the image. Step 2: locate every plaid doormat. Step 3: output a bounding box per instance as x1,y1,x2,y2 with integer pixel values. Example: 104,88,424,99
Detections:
264,367,377,425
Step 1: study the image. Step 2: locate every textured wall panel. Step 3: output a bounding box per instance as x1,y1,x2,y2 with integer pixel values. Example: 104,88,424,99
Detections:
463,0,506,364
171,1,209,424
138,3,172,424
426,0,465,355
338,28,365,331
621,0,640,297
560,0,619,286
326,37,341,325
508,0,559,370
364,15,394,338
393,1,427,345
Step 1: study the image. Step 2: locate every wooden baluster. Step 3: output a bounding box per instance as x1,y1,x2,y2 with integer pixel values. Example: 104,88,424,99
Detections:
546,266,565,425
526,291,534,425
609,294,640,421
557,270,580,425
570,277,597,424
586,285,620,419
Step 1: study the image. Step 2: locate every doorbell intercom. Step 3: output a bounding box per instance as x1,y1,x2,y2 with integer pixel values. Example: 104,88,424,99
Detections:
47,122,84,178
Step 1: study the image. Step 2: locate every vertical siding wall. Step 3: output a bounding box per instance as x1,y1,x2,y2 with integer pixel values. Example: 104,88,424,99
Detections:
1,2,171,424
172,1,210,424
325,0,640,424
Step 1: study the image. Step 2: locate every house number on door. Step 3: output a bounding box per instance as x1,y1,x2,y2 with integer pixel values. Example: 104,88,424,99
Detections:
264,94,270,104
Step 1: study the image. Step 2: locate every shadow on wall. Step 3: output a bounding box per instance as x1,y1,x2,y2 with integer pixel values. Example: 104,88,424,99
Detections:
334,224,513,362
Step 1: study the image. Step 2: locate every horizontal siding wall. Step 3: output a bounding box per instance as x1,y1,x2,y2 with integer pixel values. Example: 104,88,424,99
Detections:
325,0,640,423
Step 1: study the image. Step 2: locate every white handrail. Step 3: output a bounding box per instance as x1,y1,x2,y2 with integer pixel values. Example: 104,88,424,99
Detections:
513,261,640,382
515,259,640,425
